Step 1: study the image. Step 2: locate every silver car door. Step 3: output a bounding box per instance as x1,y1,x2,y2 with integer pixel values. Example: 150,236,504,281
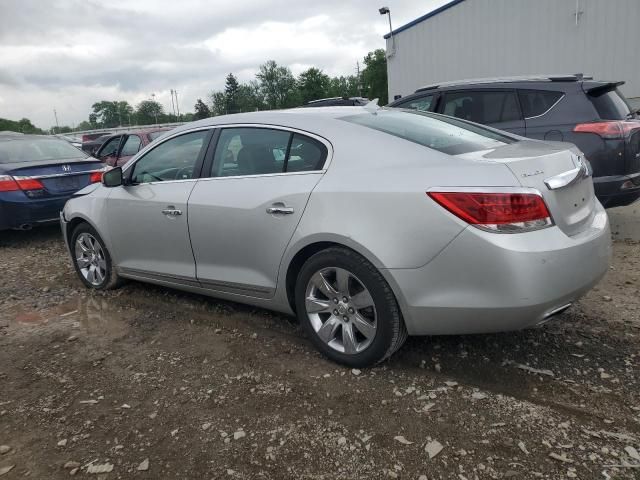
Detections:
188,126,330,298
105,129,213,283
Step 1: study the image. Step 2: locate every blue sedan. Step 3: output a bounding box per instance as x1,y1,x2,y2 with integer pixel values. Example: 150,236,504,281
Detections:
0,133,105,231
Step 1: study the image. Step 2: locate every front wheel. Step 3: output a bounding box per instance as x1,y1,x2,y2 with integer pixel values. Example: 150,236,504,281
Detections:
70,223,122,290
294,247,407,367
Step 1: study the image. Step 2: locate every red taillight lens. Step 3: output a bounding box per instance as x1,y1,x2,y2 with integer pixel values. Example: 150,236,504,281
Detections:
574,121,640,139
427,191,553,233
0,175,20,192
89,171,103,183
0,175,44,192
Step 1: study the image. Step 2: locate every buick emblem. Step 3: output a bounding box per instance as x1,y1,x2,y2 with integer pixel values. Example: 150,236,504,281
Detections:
62,164,71,172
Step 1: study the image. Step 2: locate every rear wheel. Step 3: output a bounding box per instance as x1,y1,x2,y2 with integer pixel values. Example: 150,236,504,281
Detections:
295,247,407,367
70,223,122,290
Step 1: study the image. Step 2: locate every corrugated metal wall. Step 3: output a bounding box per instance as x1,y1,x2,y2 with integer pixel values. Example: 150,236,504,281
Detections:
386,0,640,101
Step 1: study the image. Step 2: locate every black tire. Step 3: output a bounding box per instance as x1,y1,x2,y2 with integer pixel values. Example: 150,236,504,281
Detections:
294,247,407,367
69,223,122,290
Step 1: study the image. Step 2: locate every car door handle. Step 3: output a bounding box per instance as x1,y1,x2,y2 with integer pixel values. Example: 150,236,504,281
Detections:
162,207,182,216
266,205,294,215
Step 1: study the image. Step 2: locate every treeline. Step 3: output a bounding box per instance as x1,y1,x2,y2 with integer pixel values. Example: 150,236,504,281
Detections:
0,117,44,134
199,50,386,119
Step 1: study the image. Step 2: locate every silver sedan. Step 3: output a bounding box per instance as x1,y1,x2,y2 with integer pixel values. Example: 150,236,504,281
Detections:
60,107,611,367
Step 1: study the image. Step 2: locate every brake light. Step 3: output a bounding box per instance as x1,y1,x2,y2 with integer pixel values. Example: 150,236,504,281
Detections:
574,121,640,139
428,191,553,233
89,171,103,183
0,175,44,192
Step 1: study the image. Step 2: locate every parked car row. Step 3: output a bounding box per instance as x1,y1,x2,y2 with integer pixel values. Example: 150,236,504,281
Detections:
388,74,640,208
0,127,168,231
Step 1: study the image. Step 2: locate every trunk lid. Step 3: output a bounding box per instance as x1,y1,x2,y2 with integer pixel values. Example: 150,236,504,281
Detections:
4,158,104,196
457,140,596,237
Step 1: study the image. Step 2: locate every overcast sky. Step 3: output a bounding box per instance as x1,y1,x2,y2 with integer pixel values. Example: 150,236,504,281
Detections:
0,0,449,129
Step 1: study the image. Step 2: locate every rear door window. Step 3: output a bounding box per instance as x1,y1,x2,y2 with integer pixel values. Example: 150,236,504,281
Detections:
441,90,522,124
394,94,435,112
589,89,632,120
120,135,142,156
518,90,564,118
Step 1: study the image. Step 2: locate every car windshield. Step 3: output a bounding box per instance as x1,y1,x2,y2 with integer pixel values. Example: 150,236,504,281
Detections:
340,109,514,155
0,137,88,164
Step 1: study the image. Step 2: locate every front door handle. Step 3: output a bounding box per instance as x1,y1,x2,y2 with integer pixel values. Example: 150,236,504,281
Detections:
266,204,294,215
162,207,182,216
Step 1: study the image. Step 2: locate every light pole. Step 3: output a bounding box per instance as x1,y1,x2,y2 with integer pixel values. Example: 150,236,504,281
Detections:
379,6,396,57
151,93,159,124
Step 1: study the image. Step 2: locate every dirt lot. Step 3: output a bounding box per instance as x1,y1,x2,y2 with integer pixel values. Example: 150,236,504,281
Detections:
0,227,639,479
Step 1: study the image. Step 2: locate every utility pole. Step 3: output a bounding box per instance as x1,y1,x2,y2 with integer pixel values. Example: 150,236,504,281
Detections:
151,93,158,124
174,90,180,120
356,61,362,97
53,108,60,132
170,89,176,121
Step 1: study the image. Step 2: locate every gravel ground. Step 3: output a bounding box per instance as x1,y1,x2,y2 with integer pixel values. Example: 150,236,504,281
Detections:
0,226,639,479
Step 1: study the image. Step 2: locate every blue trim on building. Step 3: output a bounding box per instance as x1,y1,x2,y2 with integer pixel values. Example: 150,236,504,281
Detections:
383,0,467,39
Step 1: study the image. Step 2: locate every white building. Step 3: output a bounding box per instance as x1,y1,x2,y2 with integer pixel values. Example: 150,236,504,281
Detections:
385,0,640,103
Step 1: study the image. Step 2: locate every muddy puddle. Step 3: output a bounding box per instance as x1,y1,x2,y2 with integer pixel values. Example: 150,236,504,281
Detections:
0,295,132,337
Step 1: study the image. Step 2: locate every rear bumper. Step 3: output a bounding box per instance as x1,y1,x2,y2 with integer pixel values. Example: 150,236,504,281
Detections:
593,172,640,208
0,194,71,231
385,205,611,336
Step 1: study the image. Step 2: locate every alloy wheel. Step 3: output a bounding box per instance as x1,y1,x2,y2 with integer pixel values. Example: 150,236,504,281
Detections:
74,233,107,286
305,267,377,354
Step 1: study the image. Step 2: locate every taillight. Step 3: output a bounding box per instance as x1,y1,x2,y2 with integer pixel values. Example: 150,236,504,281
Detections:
574,121,640,139
89,171,103,183
427,190,553,233
0,175,44,192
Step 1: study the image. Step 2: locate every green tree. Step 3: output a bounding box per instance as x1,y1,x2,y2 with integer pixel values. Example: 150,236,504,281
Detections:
236,81,264,112
51,126,73,134
0,117,43,134
256,60,298,109
76,120,93,131
224,73,240,113
327,75,360,98
193,99,211,120
91,100,133,127
298,67,330,104
135,100,164,125
210,91,227,116
361,49,388,104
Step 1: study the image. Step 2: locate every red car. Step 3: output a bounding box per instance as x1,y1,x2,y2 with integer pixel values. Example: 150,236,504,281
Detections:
95,128,170,167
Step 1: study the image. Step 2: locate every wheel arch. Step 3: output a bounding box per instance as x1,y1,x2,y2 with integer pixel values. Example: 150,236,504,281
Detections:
282,236,407,317
64,214,102,249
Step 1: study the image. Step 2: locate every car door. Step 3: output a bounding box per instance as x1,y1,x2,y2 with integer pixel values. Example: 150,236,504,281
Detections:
97,135,123,166
188,126,329,298
116,134,142,166
105,128,213,284
439,89,526,135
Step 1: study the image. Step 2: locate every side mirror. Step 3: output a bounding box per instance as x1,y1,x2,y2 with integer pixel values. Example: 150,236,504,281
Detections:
102,166,123,187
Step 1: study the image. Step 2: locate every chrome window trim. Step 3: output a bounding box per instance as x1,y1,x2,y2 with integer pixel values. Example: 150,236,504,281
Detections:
195,170,324,183
522,93,565,120
205,123,334,178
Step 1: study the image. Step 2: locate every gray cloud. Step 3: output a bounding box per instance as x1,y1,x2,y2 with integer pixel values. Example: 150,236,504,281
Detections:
0,0,448,128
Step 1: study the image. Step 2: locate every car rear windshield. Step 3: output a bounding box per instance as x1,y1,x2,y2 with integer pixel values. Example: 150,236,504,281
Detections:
589,88,632,120
148,131,167,141
0,138,88,164
340,109,514,155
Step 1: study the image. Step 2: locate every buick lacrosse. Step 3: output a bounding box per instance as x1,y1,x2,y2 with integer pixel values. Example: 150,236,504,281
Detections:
61,106,611,366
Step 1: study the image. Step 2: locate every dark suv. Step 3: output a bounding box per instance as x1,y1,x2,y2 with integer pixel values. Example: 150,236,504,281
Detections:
389,75,640,208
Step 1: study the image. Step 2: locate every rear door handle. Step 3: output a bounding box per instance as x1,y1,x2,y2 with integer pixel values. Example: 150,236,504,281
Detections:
162,207,182,216
266,204,294,215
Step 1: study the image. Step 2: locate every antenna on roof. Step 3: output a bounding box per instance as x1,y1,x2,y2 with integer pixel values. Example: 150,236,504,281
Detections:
363,98,380,114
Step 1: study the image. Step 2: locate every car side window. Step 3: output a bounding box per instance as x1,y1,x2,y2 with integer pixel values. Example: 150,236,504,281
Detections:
286,134,328,172
130,130,208,184
395,94,434,112
120,135,142,156
442,91,521,124
211,128,328,177
99,136,121,157
518,90,564,118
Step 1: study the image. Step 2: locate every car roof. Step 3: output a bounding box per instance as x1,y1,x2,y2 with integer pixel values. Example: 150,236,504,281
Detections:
414,74,598,92
0,134,64,142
